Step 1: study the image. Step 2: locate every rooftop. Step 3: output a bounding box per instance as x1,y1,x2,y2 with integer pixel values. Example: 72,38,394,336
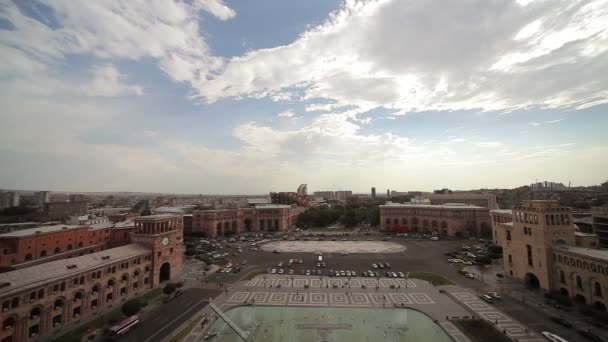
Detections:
491,209,513,214
0,244,150,296
134,214,181,221
113,220,136,229
380,202,485,209
554,245,608,260
0,224,82,237
255,204,292,209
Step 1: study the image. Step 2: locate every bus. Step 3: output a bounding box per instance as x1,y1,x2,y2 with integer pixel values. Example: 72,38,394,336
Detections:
107,315,139,339
318,256,323,262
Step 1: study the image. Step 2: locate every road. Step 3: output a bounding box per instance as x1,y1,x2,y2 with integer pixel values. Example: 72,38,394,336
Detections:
119,288,220,342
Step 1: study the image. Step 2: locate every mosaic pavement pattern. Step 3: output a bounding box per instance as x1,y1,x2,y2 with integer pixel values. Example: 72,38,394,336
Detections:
225,291,435,307
245,276,416,288
449,291,545,342
260,240,406,253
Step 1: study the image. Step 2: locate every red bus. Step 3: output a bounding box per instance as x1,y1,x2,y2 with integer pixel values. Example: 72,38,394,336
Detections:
107,315,139,339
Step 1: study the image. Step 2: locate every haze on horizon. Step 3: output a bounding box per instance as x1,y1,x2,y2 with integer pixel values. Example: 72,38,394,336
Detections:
1,0,607,194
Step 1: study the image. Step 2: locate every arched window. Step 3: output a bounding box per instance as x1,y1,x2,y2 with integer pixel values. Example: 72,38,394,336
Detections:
2,300,9,311
134,269,140,277
559,270,565,283
54,247,61,254
576,276,583,289
595,282,602,297
2,316,16,330
526,245,533,266
92,285,100,294
74,292,83,301
67,244,73,250
29,291,36,302
40,250,47,257
25,253,32,261
546,214,550,225
30,307,41,319
11,297,19,308
54,299,64,309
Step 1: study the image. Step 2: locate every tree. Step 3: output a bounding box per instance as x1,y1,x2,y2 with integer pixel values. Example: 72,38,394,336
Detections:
163,283,177,295
140,208,152,216
488,245,503,258
122,299,141,316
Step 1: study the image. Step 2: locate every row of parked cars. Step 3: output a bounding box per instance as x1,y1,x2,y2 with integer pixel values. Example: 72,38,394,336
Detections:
371,262,391,269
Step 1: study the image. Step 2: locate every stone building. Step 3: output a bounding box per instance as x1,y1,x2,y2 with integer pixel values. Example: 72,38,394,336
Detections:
592,206,608,249
191,205,302,238
43,202,88,221
379,202,491,237
0,214,183,342
492,200,607,310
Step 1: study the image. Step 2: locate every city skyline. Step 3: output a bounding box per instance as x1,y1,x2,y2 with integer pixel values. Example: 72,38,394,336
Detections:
1,0,607,194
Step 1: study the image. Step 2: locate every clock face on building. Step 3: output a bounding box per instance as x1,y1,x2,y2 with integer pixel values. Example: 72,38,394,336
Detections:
162,237,169,246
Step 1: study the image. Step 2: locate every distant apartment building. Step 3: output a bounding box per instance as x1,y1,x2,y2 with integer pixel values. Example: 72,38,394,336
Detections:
270,192,315,207
297,184,308,196
428,192,498,209
88,207,131,217
313,191,335,200
530,181,568,191
69,194,86,203
592,206,608,249
34,191,51,208
379,202,491,237
335,190,353,201
371,187,376,199
44,202,88,221
0,192,20,210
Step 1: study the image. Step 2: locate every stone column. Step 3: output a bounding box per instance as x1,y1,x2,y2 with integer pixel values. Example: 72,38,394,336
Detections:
18,316,28,342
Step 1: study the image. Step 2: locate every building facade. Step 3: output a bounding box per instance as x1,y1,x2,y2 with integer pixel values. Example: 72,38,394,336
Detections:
379,203,491,237
428,192,498,209
43,202,88,221
0,192,20,210
592,206,608,249
0,214,183,342
492,201,607,310
191,205,302,238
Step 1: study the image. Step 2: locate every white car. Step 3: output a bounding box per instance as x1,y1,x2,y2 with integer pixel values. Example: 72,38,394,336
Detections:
541,332,568,342
306,270,311,275
487,292,501,300
278,269,284,274
340,270,346,276
346,271,351,277
398,272,405,278
372,263,378,268
271,269,276,274
448,259,460,263
465,273,475,279
430,236,439,241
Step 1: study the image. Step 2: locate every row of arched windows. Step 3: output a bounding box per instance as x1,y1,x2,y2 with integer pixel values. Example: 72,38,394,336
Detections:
555,253,607,275
558,270,604,298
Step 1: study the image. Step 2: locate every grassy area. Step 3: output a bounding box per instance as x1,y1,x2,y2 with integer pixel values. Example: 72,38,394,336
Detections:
169,314,203,342
244,268,268,280
452,319,512,342
450,263,465,270
408,272,454,285
55,288,163,342
306,227,355,232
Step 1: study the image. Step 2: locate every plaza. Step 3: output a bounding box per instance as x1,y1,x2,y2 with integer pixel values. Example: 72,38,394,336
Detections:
260,240,406,253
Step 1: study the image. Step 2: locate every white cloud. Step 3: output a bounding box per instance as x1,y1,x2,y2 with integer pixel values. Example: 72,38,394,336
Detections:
474,141,505,149
84,65,143,97
192,0,608,115
194,0,236,20
278,110,295,118
528,119,564,126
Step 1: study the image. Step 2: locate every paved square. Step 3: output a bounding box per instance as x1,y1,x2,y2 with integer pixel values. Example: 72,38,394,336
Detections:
389,293,412,304
497,323,528,336
277,278,291,287
330,293,348,304
310,293,328,304
289,293,307,304
370,293,390,304
410,293,434,304
227,292,249,303
479,311,511,323
245,279,259,287
250,292,268,303
310,279,323,287
363,279,378,287
380,279,396,287
351,293,370,304
268,292,287,304
329,279,344,287
349,279,362,287
451,292,478,301
464,301,493,311
293,279,308,287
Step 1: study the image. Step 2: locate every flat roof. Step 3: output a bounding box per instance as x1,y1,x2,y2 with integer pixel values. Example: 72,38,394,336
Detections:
134,214,180,221
0,224,81,237
0,244,150,296
574,231,597,237
255,205,291,209
491,209,513,214
379,202,485,209
554,245,608,260
113,220,135,228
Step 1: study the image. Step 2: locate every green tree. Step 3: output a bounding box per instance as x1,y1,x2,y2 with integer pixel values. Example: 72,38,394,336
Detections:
163,283,177,295
140,208,152,216
122,299,141,316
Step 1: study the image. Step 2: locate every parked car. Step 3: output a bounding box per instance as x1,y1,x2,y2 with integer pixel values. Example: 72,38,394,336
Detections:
487,292,501,300
271,269,276,274
541,331,569,342
479,294,493,303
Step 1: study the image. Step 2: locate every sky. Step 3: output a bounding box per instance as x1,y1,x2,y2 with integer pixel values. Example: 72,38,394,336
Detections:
0,0,607,195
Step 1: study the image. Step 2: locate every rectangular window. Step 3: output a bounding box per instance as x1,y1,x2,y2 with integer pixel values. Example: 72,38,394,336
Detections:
506,231,512,241
527,245,533,266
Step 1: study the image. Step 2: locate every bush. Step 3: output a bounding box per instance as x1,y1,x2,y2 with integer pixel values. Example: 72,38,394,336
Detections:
163,283,177,295
476,256,492,265
185,249,197,256
141,300,148,307
122,299,141,316
176,282,184,288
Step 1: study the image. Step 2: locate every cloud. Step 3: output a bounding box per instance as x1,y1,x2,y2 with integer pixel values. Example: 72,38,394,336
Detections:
194,0,236,20
84,65,143,97
528,119,564,126
278,110,295,118
474,141,504,149
191,0,608,115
